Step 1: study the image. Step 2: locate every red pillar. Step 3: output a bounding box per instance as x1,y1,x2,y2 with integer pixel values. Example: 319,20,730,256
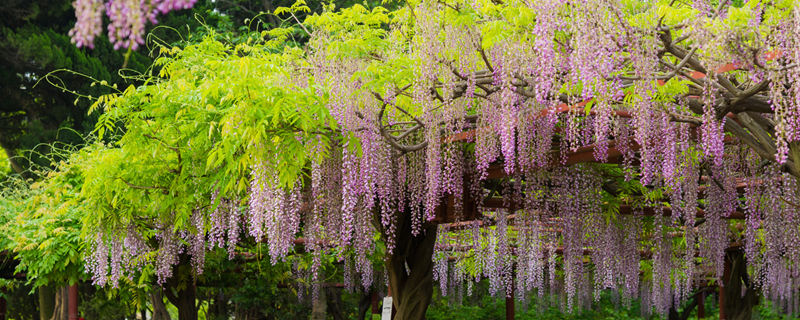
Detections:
720,254,732,320
506,273,515,320
505,294,514,320
371,291,379,314
68,285,79,320
697,290,705,318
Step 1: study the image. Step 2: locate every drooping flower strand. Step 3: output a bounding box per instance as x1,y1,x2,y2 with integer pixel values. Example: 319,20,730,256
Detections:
69,0,104,48
208,192,242,259
154,227,182,285
226,202,242,259
105,0,145,50
700,83,726,168
70,0,197,49
248,164,302,264
767,9,800,164
189,209,206,274
650,215,673,316
122,225,148,275
699,171,730,282
85,232,109,286
553,168,600,311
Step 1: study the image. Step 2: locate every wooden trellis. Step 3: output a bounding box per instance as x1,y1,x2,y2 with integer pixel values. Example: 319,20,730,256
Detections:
425,99,761,319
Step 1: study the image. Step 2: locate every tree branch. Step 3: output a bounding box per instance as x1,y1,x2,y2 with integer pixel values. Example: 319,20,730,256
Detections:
118,177,169,193
143,133,182,174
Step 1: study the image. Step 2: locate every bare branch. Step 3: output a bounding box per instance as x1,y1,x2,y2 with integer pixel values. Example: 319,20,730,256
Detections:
663,46,699,81
731,79,769,106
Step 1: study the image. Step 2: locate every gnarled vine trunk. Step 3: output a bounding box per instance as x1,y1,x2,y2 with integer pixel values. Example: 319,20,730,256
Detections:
384,210,437,320
48,286,68,320
720,249,758,320
150,287,172,320
311,285,327,320
325,287,346,320
38,286,54,320
163,254,198,320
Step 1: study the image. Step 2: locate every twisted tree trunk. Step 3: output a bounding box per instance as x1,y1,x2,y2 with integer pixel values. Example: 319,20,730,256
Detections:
720,249,758,320
311,285,326,320
324,287,346,320
163,254,198,320
49,286,68,320
357,289,375,320
150,287,171,320
38,286,54,320
384,210,437,320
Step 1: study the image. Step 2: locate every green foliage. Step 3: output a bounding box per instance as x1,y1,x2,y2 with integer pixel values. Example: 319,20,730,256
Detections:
0,151,9,178
0,146,98,288
79,30,341,239
0,0,151,175
0,280,38,320
427,285,650,320
78,284,143,320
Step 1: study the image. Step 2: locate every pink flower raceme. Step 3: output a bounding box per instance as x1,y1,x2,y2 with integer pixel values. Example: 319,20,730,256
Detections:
69,0,197,50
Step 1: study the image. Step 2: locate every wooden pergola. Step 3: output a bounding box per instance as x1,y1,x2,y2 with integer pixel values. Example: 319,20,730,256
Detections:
421,92,759,319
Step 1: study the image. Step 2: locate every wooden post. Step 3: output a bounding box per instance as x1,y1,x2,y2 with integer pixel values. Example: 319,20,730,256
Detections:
38,286,55,320
720,254,732,320
371,290,379,314
697,290,705,318
68,285,78,320
505,294,514,320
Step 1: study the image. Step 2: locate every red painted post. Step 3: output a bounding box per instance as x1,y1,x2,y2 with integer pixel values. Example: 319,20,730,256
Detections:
505,294,514,320
371,291,379,314
68,285,79,320
720,254,732,320
697,291,705,318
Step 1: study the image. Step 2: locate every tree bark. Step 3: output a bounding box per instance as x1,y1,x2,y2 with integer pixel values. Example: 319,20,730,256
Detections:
311,285,326,320
667,294,697,320
324,287,345,320
150,287,171,320
55,286,68,320
206,292,229,320
384,211,437,320
163,283,197,320
261,0,279,27
720,249,758,320
49,288,61,320
45,286,69,320
357,289,374,320
163,254,197,320
38,286,55,320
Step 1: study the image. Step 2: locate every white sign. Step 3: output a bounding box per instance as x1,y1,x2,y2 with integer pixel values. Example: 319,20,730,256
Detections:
381,296,393,320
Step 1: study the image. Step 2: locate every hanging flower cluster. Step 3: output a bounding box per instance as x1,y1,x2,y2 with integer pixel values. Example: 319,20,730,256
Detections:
69,0,197,50
80,0,800,316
